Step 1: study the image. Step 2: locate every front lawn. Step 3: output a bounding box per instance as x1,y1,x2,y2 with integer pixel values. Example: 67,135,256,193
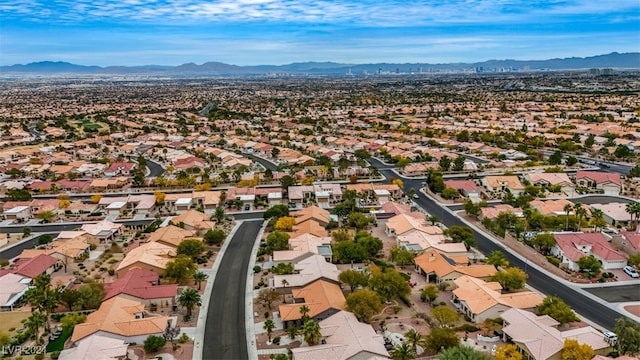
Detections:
46,327,72,352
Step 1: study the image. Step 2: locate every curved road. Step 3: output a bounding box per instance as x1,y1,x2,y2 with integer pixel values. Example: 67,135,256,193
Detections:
369,157,637,330
202,220,262,360
145,158,165,178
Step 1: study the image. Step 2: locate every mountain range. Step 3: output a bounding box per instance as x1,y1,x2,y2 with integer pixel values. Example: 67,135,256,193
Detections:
1,52,639,76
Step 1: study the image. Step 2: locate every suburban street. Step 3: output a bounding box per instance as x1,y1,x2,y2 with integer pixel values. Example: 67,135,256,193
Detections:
367,157,638,330
145,157,165,178
202,220,262,360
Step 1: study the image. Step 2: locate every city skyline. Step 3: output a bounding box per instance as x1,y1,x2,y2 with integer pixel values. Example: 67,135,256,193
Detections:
1,0,639,67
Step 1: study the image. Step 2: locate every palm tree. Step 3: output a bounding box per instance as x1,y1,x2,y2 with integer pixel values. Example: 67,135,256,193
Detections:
625,201,640,230
25,311,46,345
178,288,202,319
263,319,275,343
302,319,322,346
574,204,588,230
564,203,573,230
193,271,208,291
286,326,299,340
281,279,289,302
214,206,225,223
590,208,606,231
390,343,416,360
299,305,310,322
24,274,61,333
404,329,422,353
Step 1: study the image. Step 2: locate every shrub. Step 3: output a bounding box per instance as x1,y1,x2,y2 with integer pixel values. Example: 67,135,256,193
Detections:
400,295,412,307
456,323,479,332
172,343,180,351
272,336,281,345
178,333,190,343
50,351,61,359
0,259,9,267
143,335,166,353
253,265,262,274
546,256,560,267
108,269,115,276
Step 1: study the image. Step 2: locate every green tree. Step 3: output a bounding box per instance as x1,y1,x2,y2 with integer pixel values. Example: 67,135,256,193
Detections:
345,289,382,323
441,187,459,199
60,313,87,330
389,246,415,268
404,329,423,353
423,328,459,354
355,231,383,257
164,254,198,285
485,250,509,268
576,255,601,277
565,156,578,167
178,288,202,319
464,199,482,218
348,212,375,230
369,268,411,302
628,252,640,268
286,326,299,340
214,206,225,222
444,225,475,249
266,231,290,254
561,339,594,360
280,175,296,191
549,150,563,165
420,285,439,304
203,229,226,245
0,332,10,349
452,156,466,172
76,281,105,310
338,269,369,293
438,346,490,360
35,210,56,223
431,305,460,328
6,188,32,201
263,319,275,343
263,204,290,220
25,311,46,344
614,144,633,158
60,289,79,311
490,267,527,292
332,241,369,264
302,319,322,346
193,271,208,290
176,239,206,259
531,233,556,255
537,296,579,324
390,343,417,360
299,305,310,322
144,335,166,352
629,164,640,178
614,317,640,356
439,155,451,172
24,274,61,333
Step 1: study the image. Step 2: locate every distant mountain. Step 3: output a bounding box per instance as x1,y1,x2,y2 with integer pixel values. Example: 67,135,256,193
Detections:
2,52,639,76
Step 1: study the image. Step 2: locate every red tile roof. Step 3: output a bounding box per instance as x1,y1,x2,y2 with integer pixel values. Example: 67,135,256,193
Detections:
575,171,621,186
103,268,177,301
11,254,57,279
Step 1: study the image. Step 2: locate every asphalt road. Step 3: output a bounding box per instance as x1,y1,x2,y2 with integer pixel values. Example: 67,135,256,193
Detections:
0,233,58,260
368,157,635,330
446,195,634,211
247,154,278,171
145,158,165,178
585,285,640,302
202,220,262,360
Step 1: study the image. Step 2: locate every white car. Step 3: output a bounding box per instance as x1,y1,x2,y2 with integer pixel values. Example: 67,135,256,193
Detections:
623,266,639,278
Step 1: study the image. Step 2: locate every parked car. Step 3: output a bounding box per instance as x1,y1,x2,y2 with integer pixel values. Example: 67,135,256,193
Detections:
623,266,639,278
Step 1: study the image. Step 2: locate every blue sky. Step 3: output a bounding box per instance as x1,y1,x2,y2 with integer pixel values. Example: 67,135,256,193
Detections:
1,0,639,66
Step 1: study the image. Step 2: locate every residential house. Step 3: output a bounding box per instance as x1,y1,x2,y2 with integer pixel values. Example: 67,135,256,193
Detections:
414,250,496,284
590,203,632,226
525,172,575,195
292,206,332,227
480,204,523,220
291,220,330,239
385,213,440,238
3,205,31,222
115,242,176,277
273,233,333,264
278,279,346,329
501,308,612,360
290,311,389,360
575,171,622,196
444,179,483,202
148,225,196,248
170,209,215,234
273,255,340,290
397,231,467,255
81,220,122,242
482,175,526,196
452,275,543,324
529,199,591,218
619,230,640,253
8,254,58,279
59,334,128,360
551,233,627,270
103,268,177,310
192,190,222,210
0,273,30,311
104,162,135,177
70,295,171,344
